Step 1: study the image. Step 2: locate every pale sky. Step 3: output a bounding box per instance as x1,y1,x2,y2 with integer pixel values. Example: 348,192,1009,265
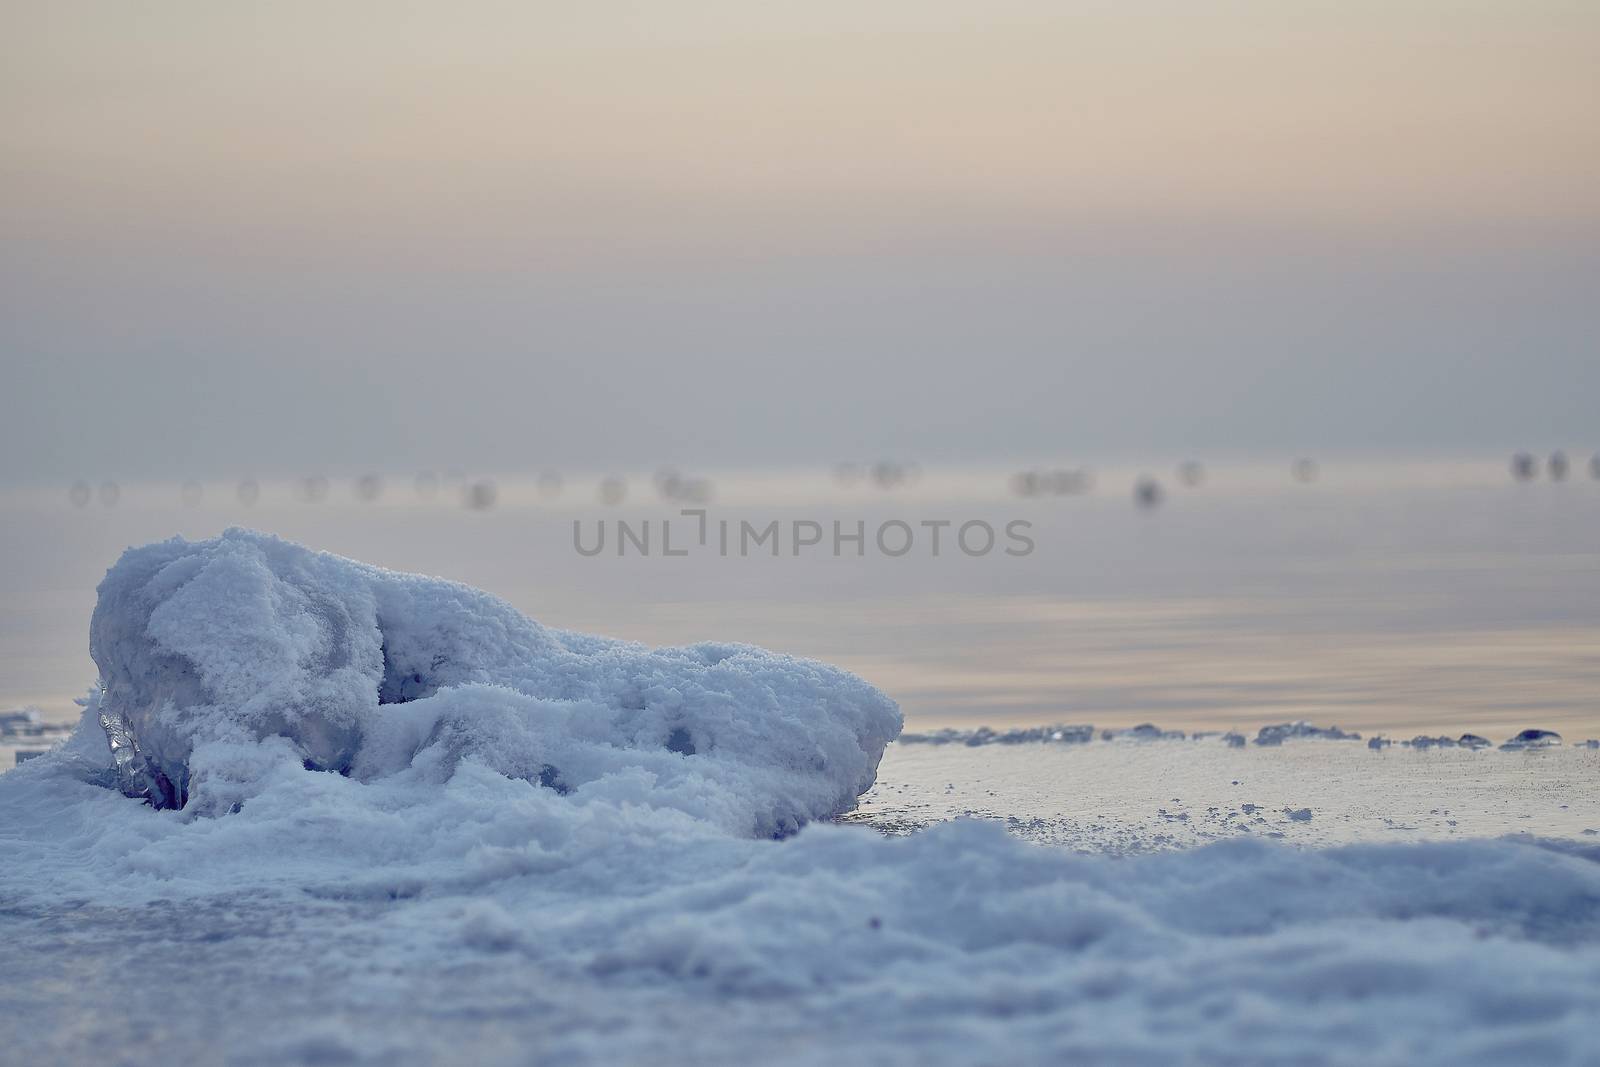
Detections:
3,1,1597,483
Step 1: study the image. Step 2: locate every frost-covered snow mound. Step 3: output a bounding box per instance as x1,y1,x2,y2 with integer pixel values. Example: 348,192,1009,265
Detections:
86,529,900,834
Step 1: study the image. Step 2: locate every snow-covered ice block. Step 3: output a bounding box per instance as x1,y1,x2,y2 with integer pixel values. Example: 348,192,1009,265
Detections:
88,529,900,833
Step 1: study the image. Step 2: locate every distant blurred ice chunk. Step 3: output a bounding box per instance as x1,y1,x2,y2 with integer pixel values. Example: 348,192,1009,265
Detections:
1500,729,1562,751
1254,721,1360,745
1101,723,1184,741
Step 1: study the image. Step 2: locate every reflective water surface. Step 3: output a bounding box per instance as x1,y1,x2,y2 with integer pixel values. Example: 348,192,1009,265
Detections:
2,457,1596,753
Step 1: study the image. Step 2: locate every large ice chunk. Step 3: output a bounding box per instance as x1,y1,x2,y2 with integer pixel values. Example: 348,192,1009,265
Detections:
89,529,900,833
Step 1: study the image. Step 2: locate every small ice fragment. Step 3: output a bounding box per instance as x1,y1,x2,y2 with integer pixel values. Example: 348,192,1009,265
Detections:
1285,808,1313,822
98,704,153,802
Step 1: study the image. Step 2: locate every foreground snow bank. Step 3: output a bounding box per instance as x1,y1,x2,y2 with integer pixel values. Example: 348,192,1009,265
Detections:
3,746,1599,1064
85,529,899,834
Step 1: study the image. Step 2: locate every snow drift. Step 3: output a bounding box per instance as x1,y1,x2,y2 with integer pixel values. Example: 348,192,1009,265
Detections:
86,529,900,834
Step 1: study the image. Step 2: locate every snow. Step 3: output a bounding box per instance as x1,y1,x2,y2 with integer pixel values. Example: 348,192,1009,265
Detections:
2,530,1599,1064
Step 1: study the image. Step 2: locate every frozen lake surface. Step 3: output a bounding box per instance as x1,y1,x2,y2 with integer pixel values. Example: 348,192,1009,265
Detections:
851,739,1600,850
